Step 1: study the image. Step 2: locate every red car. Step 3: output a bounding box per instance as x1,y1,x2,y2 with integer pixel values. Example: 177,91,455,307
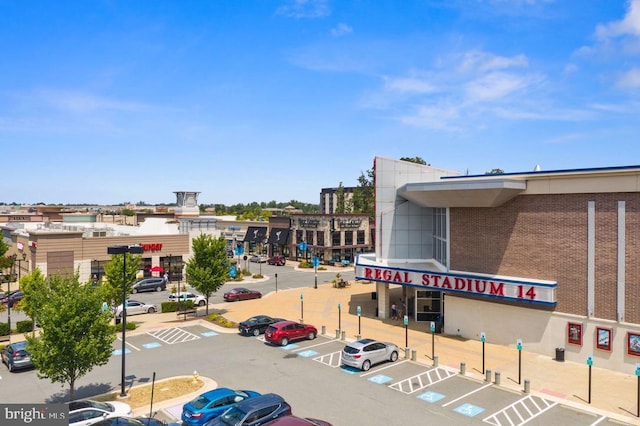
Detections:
264,320,317,346
267,255,286,266
223,287,262,302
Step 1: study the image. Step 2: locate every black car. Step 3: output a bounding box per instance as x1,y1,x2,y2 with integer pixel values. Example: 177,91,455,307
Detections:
132,278,166,293
204,393,292,426
238,315,286,336
1,291,24,308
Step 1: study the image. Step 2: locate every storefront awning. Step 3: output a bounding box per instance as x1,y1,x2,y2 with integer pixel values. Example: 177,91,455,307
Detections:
244,226,268,243
267,228,290,244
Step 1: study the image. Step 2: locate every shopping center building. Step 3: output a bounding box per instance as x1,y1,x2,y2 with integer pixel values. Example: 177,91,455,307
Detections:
355,156,640,373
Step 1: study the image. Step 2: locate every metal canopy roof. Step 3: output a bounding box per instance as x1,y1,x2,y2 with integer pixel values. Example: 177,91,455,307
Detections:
399,179,527,208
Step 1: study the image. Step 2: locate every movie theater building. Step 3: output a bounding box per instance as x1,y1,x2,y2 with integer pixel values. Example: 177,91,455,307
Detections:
355,156,640,372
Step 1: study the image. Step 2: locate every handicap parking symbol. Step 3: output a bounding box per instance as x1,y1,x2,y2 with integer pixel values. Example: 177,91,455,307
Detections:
112,348,131,356
142,342,162,349
201,331,218,337
453,403,484,417
297,350,318,358
368,374,393,384
280,344,299,350
416,391,445,403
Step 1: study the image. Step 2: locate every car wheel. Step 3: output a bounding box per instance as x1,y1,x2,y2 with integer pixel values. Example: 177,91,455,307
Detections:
253,329,260,337
362,360,371,371
8,362,13,372
390,351,398,362
148,307,156,314
132,288,138,294
281,337,289,346
155,286,162,292
307,331,315,340
198,300,206,306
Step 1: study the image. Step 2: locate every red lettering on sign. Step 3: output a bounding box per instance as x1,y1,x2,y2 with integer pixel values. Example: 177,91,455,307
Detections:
475,280,487,293
140,243,163,252
490,282,504,296
454,278,467,291
421,274,430,285
364,268,373,279
441,277,452,289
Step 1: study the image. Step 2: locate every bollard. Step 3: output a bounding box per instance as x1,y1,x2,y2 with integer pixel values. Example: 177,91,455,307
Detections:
341,330,346,340
335,329,340,339
356,334,361,341
299,319,304,324
460,362,466,375
433,355,439,367
485,369,491,382
524,379,530,394
404,347,410,359
411,349,417,361
495,371,501,385
321,325,326,335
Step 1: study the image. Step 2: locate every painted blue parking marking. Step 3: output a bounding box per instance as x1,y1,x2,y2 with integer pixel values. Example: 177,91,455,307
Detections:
280,344,300,350
340,366,360,374
201,331,218,337
368,374,393,384
417,391,445,403
112,348,131,356
298,350,318,357
143,342,162,349
453,403,484,417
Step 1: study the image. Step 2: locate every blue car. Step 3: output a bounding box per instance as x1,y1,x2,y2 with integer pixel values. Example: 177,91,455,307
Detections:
181,388,261,426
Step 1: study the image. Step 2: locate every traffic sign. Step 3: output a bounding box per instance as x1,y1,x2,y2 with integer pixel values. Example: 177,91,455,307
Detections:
403,315,409,326
635,364,640,376
430,321,435,332
516,339,523,351
357,306,361,316
587,355,593,367
480,332,486,343
299,242,307,251
312,257,320,267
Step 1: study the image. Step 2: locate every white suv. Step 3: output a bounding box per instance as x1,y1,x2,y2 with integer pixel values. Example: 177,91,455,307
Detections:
168,291,206,306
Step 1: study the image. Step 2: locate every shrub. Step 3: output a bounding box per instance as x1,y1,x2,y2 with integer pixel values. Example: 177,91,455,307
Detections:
252,274,263,279
16,320,34,334
0,322,10,336
298,261,312,269
206,313,237,328
161,300,195,313
317,266,327,271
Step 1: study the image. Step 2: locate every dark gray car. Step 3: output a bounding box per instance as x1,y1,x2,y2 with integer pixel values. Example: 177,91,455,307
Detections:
1,341,33,372
204,393,292,426
132,278,166,293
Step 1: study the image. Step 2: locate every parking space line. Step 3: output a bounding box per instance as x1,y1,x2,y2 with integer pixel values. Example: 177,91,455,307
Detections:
360,360,409,377
442,383,492,407
148,327,200,345
589,415,608,426
292,339,339,352
389,367,457,394
482,395,557,426
116,337,140,351
313,351,342,368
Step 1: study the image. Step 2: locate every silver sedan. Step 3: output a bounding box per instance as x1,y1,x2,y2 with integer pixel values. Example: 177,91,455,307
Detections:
112,299,158,317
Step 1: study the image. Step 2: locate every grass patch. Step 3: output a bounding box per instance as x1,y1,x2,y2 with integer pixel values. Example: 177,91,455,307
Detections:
207,313,237,328
93,377,204,409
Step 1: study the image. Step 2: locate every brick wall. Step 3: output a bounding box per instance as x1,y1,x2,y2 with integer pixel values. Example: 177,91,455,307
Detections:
450,193,640,322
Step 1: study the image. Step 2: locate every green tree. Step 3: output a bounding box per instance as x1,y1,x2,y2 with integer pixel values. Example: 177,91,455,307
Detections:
400,156,429,165
102,252,142,308
336,182,346,214
0,240,11,270
186,234,229,315
485,168,504,175
24,273,115,401
17,269,47,332
352,168,375,220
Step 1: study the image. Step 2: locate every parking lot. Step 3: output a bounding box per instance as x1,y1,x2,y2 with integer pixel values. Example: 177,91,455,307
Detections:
106,324,637,425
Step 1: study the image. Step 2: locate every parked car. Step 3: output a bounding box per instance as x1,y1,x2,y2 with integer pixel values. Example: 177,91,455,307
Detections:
204,393,292,426
112,300,159,317
1,341,33,372
341,338,399,371
263,416,332,426
135,418,181,426
182,388,261,426
238,315,286,336
223,288,262,302
92,418,146,426
168,292,207,306
264,320,317,346
267,255,286,266
132,278,166,293
249,255,267,263
68,399,132,426
1,291,24,307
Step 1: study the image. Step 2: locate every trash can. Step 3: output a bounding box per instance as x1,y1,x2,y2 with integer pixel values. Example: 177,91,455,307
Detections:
555,347,565,362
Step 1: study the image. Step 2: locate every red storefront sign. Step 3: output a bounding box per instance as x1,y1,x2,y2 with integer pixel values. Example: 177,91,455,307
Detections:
139,243,163,252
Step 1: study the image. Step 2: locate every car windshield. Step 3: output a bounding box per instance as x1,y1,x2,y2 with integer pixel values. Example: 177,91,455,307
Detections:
218,407,247,425
188,394,211,410
69,400,113,412
343,345,360,354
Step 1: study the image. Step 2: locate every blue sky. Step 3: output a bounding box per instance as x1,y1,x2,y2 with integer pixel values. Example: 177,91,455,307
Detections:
1,0,639,205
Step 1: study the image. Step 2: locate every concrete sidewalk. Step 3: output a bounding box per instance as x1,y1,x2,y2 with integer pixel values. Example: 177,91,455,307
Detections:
131,277,640,425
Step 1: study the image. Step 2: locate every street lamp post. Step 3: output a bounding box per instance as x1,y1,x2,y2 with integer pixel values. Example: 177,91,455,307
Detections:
6,253,26,340
107,244,143,398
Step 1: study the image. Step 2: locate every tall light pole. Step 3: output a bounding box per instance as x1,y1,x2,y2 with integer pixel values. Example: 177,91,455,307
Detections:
6,253,24,340
107,244,143,398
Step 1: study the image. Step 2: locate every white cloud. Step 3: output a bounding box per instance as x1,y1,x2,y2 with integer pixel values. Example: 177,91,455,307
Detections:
399,104,461,131
330,23,352,37
35,89,152,113
276,0,330,18
465,71,543,102
596,0,640,39
458,51,528,73
385,76,436,94
617,67,640,88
